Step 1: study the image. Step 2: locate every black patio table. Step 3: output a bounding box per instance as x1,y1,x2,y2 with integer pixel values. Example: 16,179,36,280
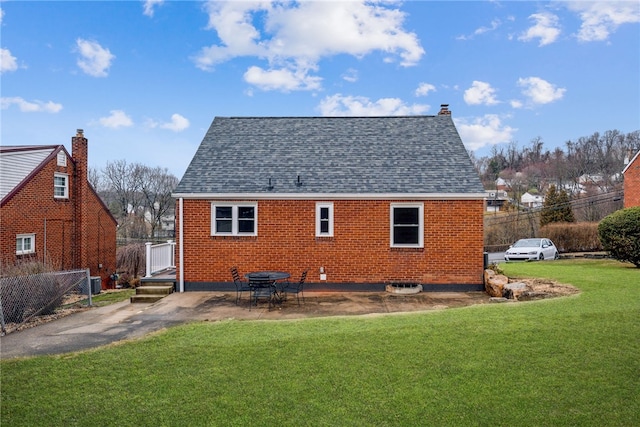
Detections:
245,271,291,305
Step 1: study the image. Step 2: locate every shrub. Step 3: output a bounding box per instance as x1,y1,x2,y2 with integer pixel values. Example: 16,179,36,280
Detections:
30,278,65,316
0,274,65,324
116,273,132,288
598,207,640,267
540,222,602,252
116,243,145,278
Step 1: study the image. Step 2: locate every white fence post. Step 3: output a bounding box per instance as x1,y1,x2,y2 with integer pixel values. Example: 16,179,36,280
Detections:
145,242,152,278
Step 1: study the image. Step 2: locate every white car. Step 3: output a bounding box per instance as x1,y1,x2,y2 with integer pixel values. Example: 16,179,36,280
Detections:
504,238,560,261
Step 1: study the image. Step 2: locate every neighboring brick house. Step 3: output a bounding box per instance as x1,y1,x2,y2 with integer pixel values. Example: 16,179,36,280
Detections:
0,130,117,287
172,107,486,292
623,150,640,208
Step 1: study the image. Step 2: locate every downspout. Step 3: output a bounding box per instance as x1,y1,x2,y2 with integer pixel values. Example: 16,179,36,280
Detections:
43,218,47,265
179,197,184,292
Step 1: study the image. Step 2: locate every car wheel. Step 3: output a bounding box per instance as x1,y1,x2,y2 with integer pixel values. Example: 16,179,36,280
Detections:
554,252,560,260
538,253,544,261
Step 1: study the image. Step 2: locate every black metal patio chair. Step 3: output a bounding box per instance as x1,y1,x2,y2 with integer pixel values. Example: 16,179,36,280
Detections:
230,267,251,305
283,270,307,306
249,275,276,311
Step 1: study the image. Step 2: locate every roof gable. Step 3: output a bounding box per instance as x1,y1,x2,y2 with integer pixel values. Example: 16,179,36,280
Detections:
0,145,66,202
175,116,484,197
623,150,640,174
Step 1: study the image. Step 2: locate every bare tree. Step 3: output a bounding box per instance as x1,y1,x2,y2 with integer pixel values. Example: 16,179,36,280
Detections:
139,166,179,238
96,160,179,241
102,160,145,240
88,167,103,191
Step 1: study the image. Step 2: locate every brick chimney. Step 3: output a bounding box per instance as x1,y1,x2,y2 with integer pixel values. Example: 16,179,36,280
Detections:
72,129,89,270
438,104,451,115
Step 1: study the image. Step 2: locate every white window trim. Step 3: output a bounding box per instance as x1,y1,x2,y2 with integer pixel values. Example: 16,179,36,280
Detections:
390,203,424,248
211,202,258,236
16,233,36,255
316,202,334,237
54,173,69,199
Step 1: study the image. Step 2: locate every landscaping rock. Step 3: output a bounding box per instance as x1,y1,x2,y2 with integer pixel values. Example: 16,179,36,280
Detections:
503,282,529,300
484,269,509,297
517,291,554,301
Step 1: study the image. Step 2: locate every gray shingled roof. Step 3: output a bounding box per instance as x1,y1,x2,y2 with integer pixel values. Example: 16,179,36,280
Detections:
174,116,484,196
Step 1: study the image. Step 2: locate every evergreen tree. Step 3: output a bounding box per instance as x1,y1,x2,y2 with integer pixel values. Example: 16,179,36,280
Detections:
540,185,575,227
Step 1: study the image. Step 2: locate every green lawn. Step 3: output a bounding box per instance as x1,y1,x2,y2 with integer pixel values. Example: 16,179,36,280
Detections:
2,260,638,426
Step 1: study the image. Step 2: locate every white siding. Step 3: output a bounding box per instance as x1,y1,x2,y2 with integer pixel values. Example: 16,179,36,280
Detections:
0,148,55,200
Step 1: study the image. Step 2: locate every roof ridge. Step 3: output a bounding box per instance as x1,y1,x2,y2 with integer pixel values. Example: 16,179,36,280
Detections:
221,115,441,119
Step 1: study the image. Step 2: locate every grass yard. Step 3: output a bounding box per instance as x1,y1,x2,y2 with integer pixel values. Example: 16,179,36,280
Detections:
1,260,638,426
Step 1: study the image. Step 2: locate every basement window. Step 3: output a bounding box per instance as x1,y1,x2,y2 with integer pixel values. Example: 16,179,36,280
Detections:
16,234,35,255
211,203,257,236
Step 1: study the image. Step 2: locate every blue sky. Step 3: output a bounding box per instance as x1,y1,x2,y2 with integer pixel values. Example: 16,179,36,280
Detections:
2,1,639,179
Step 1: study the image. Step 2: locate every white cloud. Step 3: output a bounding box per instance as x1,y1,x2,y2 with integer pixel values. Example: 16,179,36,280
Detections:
517,77,566,105
510,99,524,109
194,1,424,91
160,113,190,132
318,94,428,116
0,48,18,73
342,68,358,83
415,83,436,97
455,115,517,151
98,110,133,128
244,66,322,92
457,18,501,40
143,0,164,17
464,81,499,106
75,38,115,77
566,1,640,42
1,97,62,113
518,12,561,46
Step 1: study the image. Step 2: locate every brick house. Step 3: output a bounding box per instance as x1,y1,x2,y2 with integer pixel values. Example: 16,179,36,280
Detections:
623,150,640,208
0,130,117,287
172,107,486,292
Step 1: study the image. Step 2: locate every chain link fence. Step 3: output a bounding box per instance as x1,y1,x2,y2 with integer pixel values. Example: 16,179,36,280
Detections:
0,269,92,335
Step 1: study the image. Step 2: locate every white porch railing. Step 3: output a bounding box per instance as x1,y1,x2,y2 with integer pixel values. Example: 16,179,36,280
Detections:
145,240,176,277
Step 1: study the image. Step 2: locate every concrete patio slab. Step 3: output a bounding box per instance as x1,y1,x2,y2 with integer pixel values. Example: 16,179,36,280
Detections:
1,290,490,359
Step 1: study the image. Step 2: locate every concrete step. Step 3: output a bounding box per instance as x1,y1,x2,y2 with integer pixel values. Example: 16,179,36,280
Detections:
139,280,175,287
130,294,167,304
136,285,173,295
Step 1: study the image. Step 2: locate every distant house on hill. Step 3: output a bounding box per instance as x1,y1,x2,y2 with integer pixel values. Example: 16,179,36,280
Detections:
0,130,117,287
495,177,508,191
623,150,640,208
521,192,544,209
172,106,487,292
485,190,509,212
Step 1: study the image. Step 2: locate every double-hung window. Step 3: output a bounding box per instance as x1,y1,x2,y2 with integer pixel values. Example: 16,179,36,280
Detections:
54,173,68,198
212,203,257,236
16,234,35,255
390,203,424,248
316,202,334,237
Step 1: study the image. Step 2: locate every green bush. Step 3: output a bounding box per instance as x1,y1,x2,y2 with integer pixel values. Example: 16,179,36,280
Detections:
598,207,640,267
540,222,602,252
